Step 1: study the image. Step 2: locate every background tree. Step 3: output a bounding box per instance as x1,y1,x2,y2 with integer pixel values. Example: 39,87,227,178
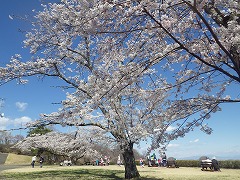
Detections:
0,0,239,179
25,125,53,157
27,125,52,137
0,131,24,153
11,134,24,144
13,129,101,164
0,131,11,145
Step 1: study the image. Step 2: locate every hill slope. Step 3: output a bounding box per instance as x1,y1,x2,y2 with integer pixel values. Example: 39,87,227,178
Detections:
4,153,32,165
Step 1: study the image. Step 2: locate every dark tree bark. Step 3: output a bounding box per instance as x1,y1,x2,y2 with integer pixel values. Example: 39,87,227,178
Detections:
122,142,140,179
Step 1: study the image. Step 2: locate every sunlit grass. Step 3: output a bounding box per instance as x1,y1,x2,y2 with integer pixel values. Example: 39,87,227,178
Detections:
1,165,240,180
0,168,125,180
4,153,32,165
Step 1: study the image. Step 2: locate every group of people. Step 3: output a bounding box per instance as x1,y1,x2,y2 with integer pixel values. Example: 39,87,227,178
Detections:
201,156,221,171
146,152,167,167
95,155,110,166
31,155,44,168
139,152,168,168
31,153,220,172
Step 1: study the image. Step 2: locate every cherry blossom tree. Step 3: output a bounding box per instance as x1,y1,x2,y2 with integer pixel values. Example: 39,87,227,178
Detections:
0,1,169,178
91,0,240,156
13,129,101,164
0,0,239,179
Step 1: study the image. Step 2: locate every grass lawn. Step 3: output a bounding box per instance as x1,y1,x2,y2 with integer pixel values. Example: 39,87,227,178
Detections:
4,153,32,165
1,165,240,180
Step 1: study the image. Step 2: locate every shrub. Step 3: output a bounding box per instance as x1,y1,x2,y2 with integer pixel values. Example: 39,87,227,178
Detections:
176,160,200,167
175,160,240,169
219,160,240,169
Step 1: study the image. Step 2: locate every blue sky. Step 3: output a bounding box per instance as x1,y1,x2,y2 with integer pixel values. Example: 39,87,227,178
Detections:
0,0,240,160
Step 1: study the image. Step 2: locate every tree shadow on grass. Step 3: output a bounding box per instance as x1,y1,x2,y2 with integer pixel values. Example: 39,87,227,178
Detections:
0,168,164,180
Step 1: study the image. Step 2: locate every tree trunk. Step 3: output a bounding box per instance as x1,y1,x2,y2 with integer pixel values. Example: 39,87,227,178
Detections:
122,142,140,179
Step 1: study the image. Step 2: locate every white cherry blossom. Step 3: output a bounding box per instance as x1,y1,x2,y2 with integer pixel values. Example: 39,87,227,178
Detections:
0,0,239,179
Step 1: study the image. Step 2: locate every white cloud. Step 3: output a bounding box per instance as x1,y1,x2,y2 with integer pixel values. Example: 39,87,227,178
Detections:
190,139,199,143
14,116,32,126
166,126,177,132
0,117,9,130
15,102,28,111
167,143,180,148
0,116,32,130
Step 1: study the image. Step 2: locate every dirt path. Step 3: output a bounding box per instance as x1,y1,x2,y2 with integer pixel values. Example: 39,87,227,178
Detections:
0,153,30,172
0,164,29,172
0,153,8,164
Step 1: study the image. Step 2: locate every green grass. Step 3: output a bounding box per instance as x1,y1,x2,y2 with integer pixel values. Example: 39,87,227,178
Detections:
4,153,32,165
1,165,240,180
0,169,125,180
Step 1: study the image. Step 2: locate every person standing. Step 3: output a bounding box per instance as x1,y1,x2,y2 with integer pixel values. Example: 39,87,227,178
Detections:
104,156,108,164
95,158,99,166
100,157,104,166
212,157,220,171
139,158,144,168
158,157,162,167
39,156,44,168
107,157,110,166
161,152,167,167
117,154,122,166
31,155,36,168
147,155,152,167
